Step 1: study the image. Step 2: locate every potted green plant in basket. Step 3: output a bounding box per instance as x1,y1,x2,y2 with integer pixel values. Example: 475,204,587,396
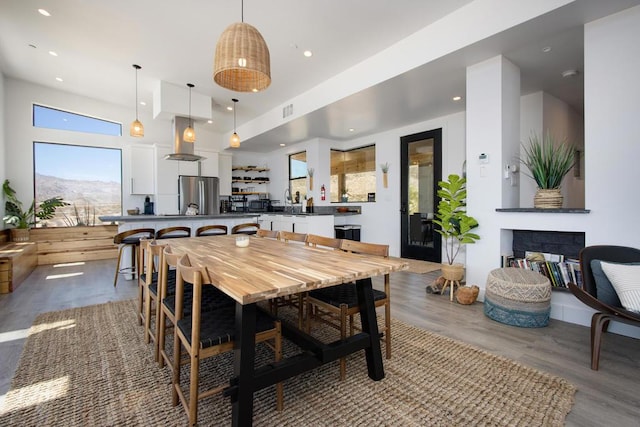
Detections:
432,174,480,283
520,130,575,209
2,179,68,241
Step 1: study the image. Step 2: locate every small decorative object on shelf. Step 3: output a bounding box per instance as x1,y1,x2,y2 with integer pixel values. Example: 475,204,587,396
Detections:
307,168,314,191
380,162,389,188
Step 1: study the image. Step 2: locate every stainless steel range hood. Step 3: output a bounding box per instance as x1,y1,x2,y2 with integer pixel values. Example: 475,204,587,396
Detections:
164,116,205,162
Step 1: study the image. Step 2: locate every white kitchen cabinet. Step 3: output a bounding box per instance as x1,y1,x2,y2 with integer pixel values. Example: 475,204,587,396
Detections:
130,145,155,194
196,149,219,177
178,159,199,176
219,153,233,196
155,145,179,194
258,214,333,236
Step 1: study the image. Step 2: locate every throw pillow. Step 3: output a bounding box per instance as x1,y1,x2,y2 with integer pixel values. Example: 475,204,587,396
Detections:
600,261,640,313
591,260,623,307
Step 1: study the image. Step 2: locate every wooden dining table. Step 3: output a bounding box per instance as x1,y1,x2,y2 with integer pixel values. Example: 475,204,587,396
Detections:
162,234,408,426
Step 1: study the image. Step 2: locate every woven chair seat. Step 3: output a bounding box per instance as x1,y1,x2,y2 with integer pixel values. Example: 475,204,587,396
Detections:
163,286,234,317
141,270,177,292
177,306,276,349
309,283,387,308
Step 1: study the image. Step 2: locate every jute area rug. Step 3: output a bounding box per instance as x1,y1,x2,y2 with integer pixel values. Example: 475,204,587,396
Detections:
0,300,576,426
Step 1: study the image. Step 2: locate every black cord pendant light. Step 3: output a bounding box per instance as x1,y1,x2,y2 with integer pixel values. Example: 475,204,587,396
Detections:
130,64,144,137
230,98,240,148
184,83,196,143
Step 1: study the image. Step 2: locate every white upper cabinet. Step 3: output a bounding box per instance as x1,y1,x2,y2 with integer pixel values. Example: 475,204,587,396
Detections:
129,145,155,195
196,149,220,177
154,146,179,194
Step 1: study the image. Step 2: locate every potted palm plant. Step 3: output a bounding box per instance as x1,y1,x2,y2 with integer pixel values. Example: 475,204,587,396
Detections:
433,174,480,282
520,130,575,208
2,179,67,241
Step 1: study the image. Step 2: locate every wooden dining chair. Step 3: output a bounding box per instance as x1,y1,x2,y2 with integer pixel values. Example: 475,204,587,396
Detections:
231,222,260,235
268,231,308,327
256,228,279,239
172,253,283,425
278,230,307,243
157,246,234,369
305,234,342,250
140,239,174,348
156,226,191,239
113,228,155,287
306,239,391,380
195,224,227,237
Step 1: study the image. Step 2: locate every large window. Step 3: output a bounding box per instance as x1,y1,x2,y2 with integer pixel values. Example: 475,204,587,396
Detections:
33,104,122,136
330,145,376,202
33,142,122,227
289,151,307,203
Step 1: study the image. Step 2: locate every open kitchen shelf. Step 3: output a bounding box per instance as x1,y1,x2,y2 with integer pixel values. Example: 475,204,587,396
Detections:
232,166,270,172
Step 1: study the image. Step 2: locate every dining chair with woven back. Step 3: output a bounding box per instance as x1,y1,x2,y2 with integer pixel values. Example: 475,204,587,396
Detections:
306,238,391,380
231,222,260,235
157,246,234,370
195,224,227,237
172,253,283,425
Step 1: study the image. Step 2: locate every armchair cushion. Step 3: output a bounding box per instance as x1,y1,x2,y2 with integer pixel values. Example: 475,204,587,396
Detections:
600,261,640,313
591,260,623,307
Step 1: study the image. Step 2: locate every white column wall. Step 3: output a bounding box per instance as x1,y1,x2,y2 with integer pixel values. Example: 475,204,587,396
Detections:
465,56,521,296
0,74,6,226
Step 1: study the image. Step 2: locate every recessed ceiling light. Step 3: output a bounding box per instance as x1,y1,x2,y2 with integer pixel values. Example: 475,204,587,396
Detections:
452,96,462,101
348,128,355,132
226,106,233,111
207,120,213,124
48,51,58,57
38,9,51,17
139,101,146,106
55,77,63,82
303,50,313,58
280,143,286,147
542,46,552,53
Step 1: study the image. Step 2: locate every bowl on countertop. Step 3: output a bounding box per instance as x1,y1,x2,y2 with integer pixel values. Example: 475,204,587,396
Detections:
127,208,140,215
336,207,349,213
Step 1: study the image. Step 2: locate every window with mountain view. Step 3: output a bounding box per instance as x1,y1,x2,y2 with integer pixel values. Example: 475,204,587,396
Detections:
33,142,122,227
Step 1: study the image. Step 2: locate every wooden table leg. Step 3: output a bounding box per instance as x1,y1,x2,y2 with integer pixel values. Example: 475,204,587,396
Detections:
232,302,257,427
355,278,385,381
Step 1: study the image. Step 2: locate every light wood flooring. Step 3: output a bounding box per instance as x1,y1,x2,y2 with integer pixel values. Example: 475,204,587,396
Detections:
0,260,639,426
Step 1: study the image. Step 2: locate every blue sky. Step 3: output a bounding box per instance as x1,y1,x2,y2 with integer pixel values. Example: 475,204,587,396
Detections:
34,142,121,183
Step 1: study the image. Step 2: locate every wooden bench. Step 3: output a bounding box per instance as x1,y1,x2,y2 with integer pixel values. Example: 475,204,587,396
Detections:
0,241,37,293
30,225,118,265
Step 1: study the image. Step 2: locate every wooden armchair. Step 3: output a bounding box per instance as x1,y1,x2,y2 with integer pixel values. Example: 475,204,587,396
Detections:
195,224,227,236
568,245,640,370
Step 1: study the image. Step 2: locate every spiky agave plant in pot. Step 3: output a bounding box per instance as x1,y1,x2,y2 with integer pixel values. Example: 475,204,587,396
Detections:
520,130,575,208
432,174,480,284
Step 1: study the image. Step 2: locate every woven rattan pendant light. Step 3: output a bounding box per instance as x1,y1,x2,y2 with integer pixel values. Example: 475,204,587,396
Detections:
230,98,240,148
183,83,196,143
214,0,270,92
130,64,144,137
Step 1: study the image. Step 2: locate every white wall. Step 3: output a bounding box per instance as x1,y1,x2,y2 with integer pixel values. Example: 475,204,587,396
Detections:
3,77,223,213
0,74,6,227
242,112,466,257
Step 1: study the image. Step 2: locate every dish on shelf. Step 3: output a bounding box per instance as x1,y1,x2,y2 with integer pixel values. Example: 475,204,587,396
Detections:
336,207,349,213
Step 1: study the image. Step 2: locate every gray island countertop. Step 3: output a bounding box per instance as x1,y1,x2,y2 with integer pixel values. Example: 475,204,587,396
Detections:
99,211,360,223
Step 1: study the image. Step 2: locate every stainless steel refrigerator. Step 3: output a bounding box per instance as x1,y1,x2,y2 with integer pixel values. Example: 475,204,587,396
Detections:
178,175,220,215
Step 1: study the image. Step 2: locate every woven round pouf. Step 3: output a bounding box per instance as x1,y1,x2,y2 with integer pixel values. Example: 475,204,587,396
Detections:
484,267,551,327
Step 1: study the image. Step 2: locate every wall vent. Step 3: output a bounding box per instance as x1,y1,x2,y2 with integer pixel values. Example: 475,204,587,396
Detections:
282,104,293,119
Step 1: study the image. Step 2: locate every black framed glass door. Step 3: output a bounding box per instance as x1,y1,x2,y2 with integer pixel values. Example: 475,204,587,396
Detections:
400,129,442,261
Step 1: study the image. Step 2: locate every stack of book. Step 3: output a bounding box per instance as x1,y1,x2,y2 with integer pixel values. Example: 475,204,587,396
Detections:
500,252,582,289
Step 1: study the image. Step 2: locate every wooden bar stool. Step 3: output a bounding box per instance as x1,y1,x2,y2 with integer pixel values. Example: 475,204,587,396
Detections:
113,228,155,287
195,225,227,236
231,223,259,235
156,226,191,239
